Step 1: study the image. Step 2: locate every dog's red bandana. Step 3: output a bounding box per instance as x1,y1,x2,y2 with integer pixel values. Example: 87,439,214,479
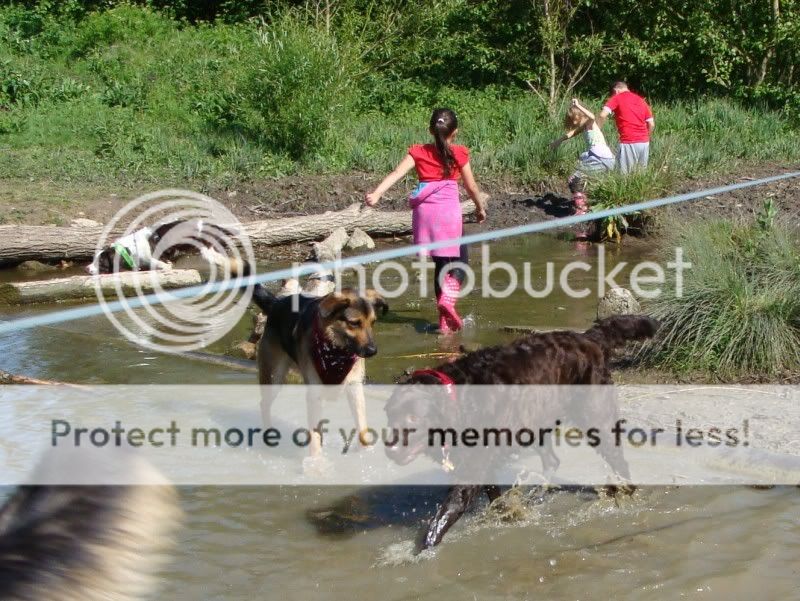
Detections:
311,319,358,385
411,369,457,401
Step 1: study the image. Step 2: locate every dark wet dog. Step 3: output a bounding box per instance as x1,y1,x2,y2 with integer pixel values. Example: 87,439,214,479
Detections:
251,285,388,456
384,314,660,550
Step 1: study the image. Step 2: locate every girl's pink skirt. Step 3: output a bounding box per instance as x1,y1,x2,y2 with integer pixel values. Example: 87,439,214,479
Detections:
409,180,462,257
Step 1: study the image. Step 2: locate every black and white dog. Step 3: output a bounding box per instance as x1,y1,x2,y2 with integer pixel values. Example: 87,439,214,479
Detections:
86,219,245,275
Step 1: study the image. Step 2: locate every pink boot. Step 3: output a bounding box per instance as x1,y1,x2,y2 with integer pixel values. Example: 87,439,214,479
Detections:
572,192,589,215
437,274,463,333
572,192,590,240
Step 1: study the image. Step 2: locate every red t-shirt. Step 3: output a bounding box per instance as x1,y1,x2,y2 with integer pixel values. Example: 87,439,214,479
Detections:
408,143,470,181
603,91,654,144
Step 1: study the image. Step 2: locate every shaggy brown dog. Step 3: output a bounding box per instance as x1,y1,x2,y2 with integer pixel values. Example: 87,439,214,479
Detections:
384,314,660,550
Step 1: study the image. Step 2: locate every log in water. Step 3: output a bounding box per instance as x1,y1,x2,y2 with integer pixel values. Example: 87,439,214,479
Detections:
0,269,203,305
0,202,476,265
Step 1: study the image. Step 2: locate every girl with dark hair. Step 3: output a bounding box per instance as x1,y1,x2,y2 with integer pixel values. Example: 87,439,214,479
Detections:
366,108,487,334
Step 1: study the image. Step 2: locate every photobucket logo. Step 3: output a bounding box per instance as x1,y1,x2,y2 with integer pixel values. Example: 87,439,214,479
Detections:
93,190,255,352
293,244,691,302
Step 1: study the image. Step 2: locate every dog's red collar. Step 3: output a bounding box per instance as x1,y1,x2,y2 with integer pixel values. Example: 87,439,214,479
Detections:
311,318,358,385
411,368,457,401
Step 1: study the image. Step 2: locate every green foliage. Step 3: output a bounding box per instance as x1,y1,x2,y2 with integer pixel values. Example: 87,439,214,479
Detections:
640,208,800,377
0,2,798,184
224,12,361,160
0,58,43,106
587,152,674,240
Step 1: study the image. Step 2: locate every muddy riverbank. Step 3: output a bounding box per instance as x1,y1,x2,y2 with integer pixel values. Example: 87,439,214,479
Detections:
2,162,798,231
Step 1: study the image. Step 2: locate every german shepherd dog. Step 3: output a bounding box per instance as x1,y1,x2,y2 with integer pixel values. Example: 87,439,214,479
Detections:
0,451,180,601
86,218,244,275
384,314,660,550
251,284,388,457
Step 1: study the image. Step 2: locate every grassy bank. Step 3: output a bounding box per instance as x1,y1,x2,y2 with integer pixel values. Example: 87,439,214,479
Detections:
640,204,800,379
1,4,799,196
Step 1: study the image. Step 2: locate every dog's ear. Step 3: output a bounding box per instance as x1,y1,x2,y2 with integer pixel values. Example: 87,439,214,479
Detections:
362,289,389,317
97,248,114,274
318,292,352,318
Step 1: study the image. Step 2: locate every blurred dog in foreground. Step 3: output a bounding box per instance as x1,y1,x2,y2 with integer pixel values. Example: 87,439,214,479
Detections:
0,451,181,601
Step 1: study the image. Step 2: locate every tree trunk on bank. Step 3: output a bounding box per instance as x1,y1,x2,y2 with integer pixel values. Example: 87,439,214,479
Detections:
0,203,475,266
0,225,112,266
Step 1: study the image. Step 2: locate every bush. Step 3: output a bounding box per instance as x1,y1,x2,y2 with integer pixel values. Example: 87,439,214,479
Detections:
640,204,800,378
222,12,361,161
66,4,174,58
1,4,799,184
0,59,44,106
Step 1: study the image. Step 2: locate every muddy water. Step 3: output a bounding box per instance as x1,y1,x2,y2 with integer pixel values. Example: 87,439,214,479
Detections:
1,237,798,600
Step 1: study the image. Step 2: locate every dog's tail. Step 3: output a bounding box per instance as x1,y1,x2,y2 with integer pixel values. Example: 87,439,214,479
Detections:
0,452,181,601
251,283,277,315
585,315,660,351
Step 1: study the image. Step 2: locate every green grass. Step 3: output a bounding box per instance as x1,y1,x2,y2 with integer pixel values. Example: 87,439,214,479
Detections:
639,204,800,378
1,5,799,190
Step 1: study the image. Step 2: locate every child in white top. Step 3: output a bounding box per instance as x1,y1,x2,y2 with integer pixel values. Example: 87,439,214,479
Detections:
550,98,615,227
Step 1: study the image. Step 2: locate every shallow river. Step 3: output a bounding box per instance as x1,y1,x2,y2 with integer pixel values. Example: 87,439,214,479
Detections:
1,236,797,600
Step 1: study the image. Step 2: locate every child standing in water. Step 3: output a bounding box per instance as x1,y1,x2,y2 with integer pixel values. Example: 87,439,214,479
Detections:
550,98,615,228
365,108,487,333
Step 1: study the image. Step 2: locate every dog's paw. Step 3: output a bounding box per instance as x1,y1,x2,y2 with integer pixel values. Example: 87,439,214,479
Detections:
358,429,376,448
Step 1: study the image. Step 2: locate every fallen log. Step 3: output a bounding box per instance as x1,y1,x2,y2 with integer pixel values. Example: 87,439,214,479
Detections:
171,350,257,372
0,269,203,305
243,202,474,251
0,224,114,266
310,227,350,263
0,202,475,266
0,369,86,387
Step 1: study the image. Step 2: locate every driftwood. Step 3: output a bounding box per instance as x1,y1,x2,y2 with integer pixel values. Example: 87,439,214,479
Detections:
0,269,202,305
172,351,257,372
0,369,85,387
310,227,350,263
0,202,475,266
243,202,474,253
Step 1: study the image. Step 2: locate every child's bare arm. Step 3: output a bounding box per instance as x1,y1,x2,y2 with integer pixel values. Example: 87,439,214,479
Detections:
365,154,415,206
571,98,596,120
550,128,579,150
596,107,612,129
460,162,487,223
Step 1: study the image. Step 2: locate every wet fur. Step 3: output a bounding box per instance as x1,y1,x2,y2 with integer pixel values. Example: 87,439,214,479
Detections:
384,315,660,550
0,456,180,601
252,284,387,454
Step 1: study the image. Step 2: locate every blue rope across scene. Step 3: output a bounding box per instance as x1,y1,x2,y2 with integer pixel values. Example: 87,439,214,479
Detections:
1,171,798,335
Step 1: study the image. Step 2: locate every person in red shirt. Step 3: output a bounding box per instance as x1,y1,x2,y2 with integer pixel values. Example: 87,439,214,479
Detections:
597,81,655,174
365,108,487,333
